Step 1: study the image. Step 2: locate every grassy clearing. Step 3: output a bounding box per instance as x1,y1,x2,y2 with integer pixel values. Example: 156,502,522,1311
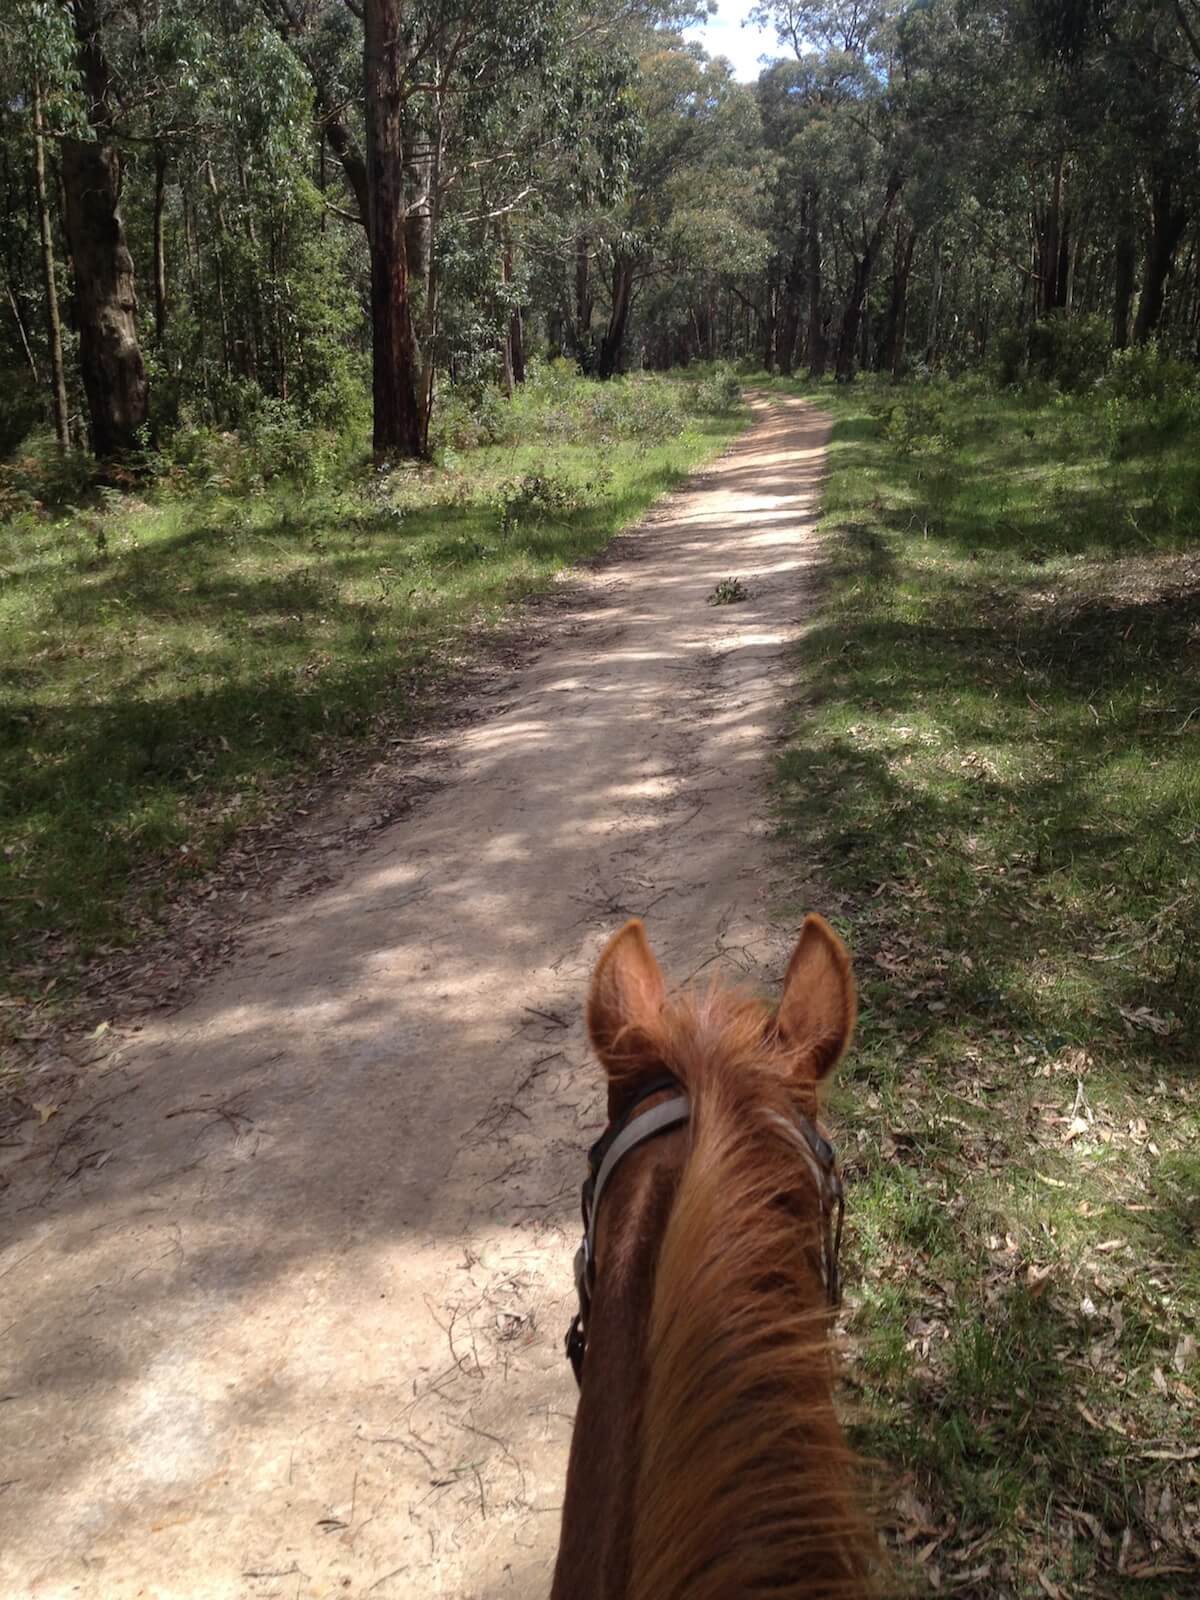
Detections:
769,373,1200,1596
0,366,747,1023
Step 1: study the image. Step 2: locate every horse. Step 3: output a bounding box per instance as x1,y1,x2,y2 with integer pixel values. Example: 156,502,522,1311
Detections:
551,914,874,1600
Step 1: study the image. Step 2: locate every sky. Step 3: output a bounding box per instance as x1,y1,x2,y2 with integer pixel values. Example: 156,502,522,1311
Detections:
684,1,778,82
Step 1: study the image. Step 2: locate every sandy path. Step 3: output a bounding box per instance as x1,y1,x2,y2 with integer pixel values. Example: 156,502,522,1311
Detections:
0,395,830,1600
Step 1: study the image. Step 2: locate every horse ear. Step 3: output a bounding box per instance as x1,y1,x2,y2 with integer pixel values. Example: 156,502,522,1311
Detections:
776,914,856,1079
587,919,667,1073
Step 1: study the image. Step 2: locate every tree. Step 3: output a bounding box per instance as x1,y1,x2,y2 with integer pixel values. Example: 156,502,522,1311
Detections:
363,0,423,457
59,0,149,458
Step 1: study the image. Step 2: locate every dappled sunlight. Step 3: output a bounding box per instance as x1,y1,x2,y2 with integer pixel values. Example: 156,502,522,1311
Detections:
0,396,834,1596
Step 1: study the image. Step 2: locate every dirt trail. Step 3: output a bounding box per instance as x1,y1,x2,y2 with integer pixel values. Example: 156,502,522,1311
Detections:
0,396,831,1600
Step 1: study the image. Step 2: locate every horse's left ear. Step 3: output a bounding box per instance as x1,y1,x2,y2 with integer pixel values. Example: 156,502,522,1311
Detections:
776,914,856,1079
587,919,667,1075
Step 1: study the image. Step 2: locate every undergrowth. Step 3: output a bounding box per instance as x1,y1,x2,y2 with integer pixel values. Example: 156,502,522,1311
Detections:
767,370,1200,1598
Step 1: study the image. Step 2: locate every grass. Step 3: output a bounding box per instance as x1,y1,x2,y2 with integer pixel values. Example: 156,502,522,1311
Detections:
0,367,748,1028
767,372,1200,1596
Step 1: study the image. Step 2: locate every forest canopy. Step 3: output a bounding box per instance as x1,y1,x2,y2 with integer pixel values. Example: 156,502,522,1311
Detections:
2,0,1200,465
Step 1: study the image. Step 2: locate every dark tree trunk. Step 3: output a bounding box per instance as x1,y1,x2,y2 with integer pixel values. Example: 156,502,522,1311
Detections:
322,112,369,226
761,264,779,372
203,159,233,376
927,236,945,362
806,188,827,379
1134,175,1189,344
152,142,169,347
778,232,805,377
1039,155,1066,315
835,170,903,382
236,152,264,382
364,0,424,457
403,118,432,290
777,295,801,376
1112,209,1136,349
597,256,634,379
878,219,917,377
499,230,525,390
573,232,593,369
60,1,148,458
33,79,70,449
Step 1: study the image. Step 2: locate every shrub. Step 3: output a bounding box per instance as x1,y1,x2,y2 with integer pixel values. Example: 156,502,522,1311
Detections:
0,369,46,457
1,430,97,511
693,363,742,413
496,469,580,532
882,385,952,455
994,313,1110,392
429,383,512,453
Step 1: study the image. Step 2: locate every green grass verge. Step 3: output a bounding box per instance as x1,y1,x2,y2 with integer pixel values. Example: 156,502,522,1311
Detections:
768,374,1200,1596
0,372,747,1022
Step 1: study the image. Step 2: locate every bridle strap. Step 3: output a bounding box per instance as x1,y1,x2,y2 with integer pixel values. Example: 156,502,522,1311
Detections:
568,1080,690,1385
566,1079,846,1387
585,1094,691,1273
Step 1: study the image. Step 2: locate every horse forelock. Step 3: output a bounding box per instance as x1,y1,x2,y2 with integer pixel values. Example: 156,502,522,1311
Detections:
622,985,876,1600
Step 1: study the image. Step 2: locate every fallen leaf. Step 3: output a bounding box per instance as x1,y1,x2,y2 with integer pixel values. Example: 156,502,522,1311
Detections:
1117,1005,1173,1035
33,1102,58,1125
1173,1334,1196,1374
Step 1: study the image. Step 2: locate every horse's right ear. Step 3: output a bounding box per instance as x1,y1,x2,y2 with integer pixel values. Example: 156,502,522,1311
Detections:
776,914,857,1080
587,919,666,1074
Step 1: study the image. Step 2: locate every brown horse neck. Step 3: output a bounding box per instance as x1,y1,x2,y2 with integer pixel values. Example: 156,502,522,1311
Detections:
550,1129,686,1600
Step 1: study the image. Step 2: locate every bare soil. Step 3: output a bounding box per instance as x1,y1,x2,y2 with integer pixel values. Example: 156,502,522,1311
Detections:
0,396,831,1600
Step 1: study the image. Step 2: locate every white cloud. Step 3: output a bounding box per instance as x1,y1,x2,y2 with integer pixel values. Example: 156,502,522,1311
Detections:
685,2,778,82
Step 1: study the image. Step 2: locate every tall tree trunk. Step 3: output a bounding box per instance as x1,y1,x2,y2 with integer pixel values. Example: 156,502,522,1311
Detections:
364,0,424,457
322,111,369,225
403,118,432,294
203,160,233,376
761,264,779,372
1112,220,1136,348
778,224,805,377
597,255,634,379
236,152,264,382
5,283,39,384
927,236,944,363
1134,175,1189,344
152,142,168,347
878,220,916,378
59,1,148,459
806,188,827,379
573,232,593,369
835,170,903,382
33,78,70,449
502,232,525,386
1039,154,1065,315
498,225,515,397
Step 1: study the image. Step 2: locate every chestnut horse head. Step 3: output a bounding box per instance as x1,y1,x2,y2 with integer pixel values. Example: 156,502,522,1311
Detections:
551,916,874,1600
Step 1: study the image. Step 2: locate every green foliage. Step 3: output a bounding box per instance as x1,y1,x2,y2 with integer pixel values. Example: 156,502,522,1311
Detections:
496,468,581,531
995,313,1111,392
0,374,746,981
708,576,750,604
0,370,45,458
693,362,743,413
879,382,954,454
1,430,97,511
771,371,1200,1592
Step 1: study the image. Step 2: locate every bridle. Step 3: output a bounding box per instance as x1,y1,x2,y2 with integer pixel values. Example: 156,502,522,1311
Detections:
565,1071,846,1386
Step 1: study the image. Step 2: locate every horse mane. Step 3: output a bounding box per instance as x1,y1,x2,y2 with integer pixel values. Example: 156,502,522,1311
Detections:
620,986,876,1600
